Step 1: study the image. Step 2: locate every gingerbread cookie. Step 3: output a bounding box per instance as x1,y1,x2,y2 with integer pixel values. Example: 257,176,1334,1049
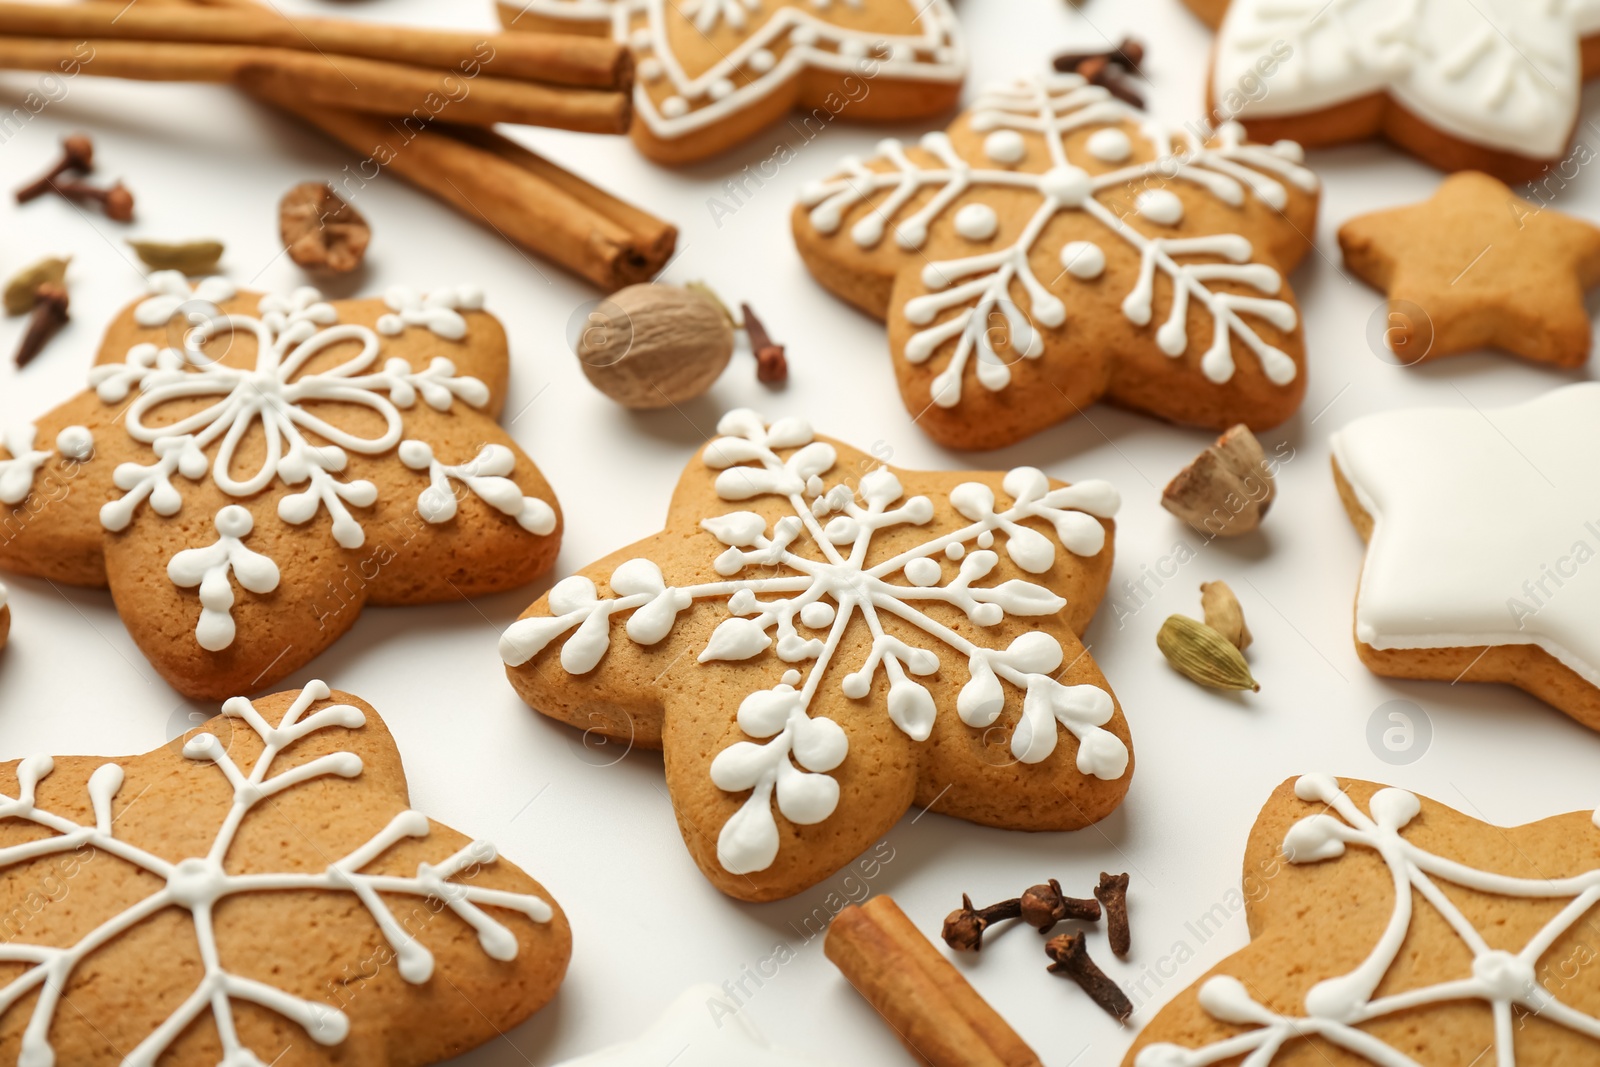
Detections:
498,0,965,164
1128,774,1600,1065
792,74,1319,451
1332,384,1600,730
501,410,1132,901
0,273,561,700
1185,0,1600,182
1340,172,1600,367
0,580,8,654
0,680,570,1065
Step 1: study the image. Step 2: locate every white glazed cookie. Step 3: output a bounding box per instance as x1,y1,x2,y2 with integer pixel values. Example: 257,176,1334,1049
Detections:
502,410,1133,901
497,0,966,164
1332,383,1600,730
0,274,562,700
554,984,819,1065
1185,0,1600,182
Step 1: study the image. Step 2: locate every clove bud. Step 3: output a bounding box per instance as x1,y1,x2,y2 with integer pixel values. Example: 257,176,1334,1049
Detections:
51,179,135,222
1045,932,1133,1022
14,283,69,368
1020,878,1101,933
1052,37,1145,75
741,302,788,385
941,893,1022,952
15,134,94,203
1095,872,1131,959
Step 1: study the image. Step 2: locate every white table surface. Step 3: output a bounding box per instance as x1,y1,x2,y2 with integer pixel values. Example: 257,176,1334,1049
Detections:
2,1,1598,1063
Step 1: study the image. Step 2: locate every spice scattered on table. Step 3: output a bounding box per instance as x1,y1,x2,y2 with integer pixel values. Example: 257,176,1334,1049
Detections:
1020,878,1101,933
1045,931,1133,1021
1200,580,1252,651
128,239,225,275
4,256,69,317
742,302,788,385
1095,872,1131,959
1163,424,1277,538
279,182,370,274
575,283,733,409
15,133,93,203
14,284,69,368
1158,613,1259,692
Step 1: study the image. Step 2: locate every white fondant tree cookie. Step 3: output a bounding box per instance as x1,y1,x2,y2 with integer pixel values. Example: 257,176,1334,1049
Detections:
1128,775,1600,1065
1332,384,1600,731
1185,0,1600,182
0,681,571,1066
501,410,1133,901
792,74,1320,451
0,274,561,700
497,0,965,164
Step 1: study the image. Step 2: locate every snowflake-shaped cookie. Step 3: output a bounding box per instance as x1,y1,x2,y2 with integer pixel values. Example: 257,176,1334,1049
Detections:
1129,775,1600,1065
1188,0,1600,180
497,0,965,163
501,410,1132,901
792,74,1320,451
0,680,570,1066
0,274,561,700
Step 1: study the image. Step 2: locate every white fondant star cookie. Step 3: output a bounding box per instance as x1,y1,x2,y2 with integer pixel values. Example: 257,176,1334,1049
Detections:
1331,383,1600,729
554,984,819,1065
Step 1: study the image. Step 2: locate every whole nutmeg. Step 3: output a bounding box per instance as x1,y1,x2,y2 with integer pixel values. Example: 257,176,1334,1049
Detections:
576,283,733,409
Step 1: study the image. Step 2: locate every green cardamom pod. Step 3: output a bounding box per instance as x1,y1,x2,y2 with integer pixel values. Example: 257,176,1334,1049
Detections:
1157,614,1259,692
128,239,224,275
4,256,69,316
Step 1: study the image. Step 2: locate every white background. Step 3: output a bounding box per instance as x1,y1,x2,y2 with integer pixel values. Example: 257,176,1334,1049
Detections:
1,0,1598,1063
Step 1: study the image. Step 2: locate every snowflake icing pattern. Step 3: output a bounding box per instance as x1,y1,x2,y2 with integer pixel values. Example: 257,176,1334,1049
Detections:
500,410,1128,875
799,73,1320,407
0,680,552,1067
1,272,557,652
1141,775,1600,1067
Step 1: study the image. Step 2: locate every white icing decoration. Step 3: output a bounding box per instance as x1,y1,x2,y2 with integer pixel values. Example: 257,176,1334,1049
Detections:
500,411,1126,875
0,426,52,506
1060,241,1106,280
167,506,281,652
954,202,998,241
398,440,557,534
0,680,552,1067
528,0,969,141
800,75,1315,403
638,56,663,81
984,129,1026,164
1086,126,1132,162
553,983,820,1066
1331,383,1600,690
1140,773,1600,1066
54,425,94,462
84,274,553,649
133,271,237,328
1213,0,1600,161
1137,189,1184,226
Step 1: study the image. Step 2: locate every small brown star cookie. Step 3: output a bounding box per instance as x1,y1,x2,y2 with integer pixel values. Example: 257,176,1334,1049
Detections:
1340,172,1600,367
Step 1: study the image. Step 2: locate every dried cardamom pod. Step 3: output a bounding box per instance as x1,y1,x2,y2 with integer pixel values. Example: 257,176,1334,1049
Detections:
4,256,69,316
128,239,224,275
1200,581,1252,651
1157,614,1258,692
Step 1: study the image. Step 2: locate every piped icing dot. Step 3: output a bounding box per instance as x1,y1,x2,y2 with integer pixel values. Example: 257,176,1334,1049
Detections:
1086,128,1132,162
1039,165,1092,207
710,78,736,101
954,203,998,241
791,25,819,46
749,48,776,73
638,57,663,82
1060,241,1106,280
904,557,942,587
1136,189,1184,226
55,425,94,462
983,129,1026,165
629,28,652,51
661,96,690,119
838,39,868,59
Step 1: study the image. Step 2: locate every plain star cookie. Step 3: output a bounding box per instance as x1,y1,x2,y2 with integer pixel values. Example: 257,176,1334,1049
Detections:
498,0,965,164
791,73,1320,451
0,680,571,1066
1184,0,1600,182
1127,775,1600,1065
553,984,818,1065
1332,384,1600,730
0,273,561,700
501,410,1133,902
1340,172,1600,367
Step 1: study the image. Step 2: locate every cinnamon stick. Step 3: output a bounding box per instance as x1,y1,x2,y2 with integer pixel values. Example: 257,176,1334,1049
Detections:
244,73,674,290
1,2,630,90
825,897,1042,1067
0,36,628,133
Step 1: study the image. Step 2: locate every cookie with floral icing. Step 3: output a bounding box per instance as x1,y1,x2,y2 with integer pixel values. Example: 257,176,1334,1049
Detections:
1332,384,1600,731
1128,774,1600,1065
498,0,965,164
501,409,1132,901
792,74,1319,451
1184,0,1600,182
0,679,570,1065
0,274,561,700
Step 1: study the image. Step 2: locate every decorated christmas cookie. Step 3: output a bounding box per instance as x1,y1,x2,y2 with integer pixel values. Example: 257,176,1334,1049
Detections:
0,580,8,654
1332,384,1600,730
791,74,1319,451
554,983,819,1065
498,0,965,164
0,274,561,700
501,410,1133,901
1184,0,1600,182
1128,774,1600,1065
0,680,570,1065
1340,172,1600,367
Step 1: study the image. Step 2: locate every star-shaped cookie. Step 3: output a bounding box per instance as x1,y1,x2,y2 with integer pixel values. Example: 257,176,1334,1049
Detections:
554,983,819,1065
497,0,966,164
792,74,1320,451
1339,172,1600,367
0,680,571,1066
1128,774,1600,1065
1331,384,1600,730
501,410,1133,901
1185,0,1600,182
0,274,561,700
